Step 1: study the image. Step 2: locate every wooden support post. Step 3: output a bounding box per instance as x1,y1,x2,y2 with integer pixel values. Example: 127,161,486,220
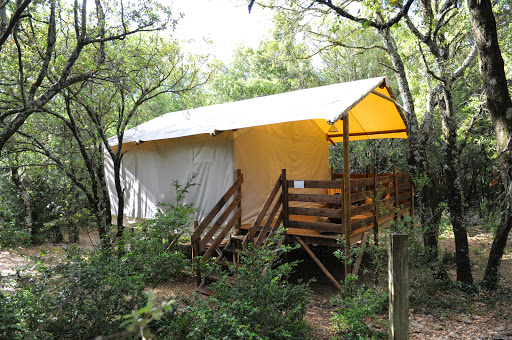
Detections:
373,166,379,246
365,165,370,192
393,166,399,222
236,169,242,229
282,169,289,229
295,236,343,291
389,232,409,340
193,220,202,287
343,116,351,277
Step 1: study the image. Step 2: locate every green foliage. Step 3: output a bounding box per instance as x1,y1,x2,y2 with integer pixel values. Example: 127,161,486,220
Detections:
124,178,196,285
0,289,25,339
156,232,312,339
117,291,177,340
1,246,146,339
0,165,89,246
331,279,388,340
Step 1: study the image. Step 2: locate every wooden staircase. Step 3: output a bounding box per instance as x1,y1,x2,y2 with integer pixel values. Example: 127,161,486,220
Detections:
191,169,286,294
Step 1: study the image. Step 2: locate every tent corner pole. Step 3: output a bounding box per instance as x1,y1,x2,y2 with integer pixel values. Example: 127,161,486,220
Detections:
343,116,351,279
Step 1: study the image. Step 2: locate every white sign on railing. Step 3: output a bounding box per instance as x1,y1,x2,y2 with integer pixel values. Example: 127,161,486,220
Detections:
294,180,305,189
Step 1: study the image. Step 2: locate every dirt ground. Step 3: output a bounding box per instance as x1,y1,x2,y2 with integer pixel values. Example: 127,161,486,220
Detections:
1,227,511,339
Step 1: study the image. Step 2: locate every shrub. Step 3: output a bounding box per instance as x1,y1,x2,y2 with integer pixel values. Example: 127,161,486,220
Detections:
124,178,196,285
331,276,388,340
155,232,312,339
4,246,146,339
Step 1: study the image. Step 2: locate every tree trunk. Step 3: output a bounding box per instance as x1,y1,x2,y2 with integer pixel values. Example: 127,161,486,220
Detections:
10,166,38,243
113,157,125,238
378,28,443,262
439,88,473,284
467,0,512,290
482,210,512,290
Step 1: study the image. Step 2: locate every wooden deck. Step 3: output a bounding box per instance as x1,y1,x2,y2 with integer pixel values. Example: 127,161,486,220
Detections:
191,167,414,291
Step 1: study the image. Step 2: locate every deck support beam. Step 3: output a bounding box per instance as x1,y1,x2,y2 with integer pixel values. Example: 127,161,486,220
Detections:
294,236,343,291
352,231,369,276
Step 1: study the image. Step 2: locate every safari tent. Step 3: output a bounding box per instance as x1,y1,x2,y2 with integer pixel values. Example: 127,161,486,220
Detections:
105,76,407,227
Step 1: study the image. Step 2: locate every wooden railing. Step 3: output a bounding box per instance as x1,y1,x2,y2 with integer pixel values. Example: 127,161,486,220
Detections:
246,169,285,247
191,167,413,262
191,169,243,265
287,166,414,239
191,167,413,289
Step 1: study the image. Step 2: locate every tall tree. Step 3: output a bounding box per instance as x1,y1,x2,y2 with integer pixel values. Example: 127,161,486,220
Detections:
0,0,171,154
402,0,477,284
467,0,512,290
70,35,207,240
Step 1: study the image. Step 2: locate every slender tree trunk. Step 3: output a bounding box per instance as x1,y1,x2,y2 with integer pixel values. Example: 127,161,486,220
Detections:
467,0,512,290
10,166,38,243
113,158,125,238
482,210,512,289
97,147,112,245
439,88,473,284
378,28,443,263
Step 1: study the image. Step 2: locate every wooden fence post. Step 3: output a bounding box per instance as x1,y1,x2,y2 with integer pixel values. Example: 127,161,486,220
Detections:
389,232,409,340
373,166,379,246
342,116,351,278
282,169,288,229
236,169,242,229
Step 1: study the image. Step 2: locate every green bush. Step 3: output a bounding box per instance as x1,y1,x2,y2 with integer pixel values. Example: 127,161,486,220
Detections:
0,289,26,339
2,246,146,339
331,277,388,340
124,178,196,285
155,232,312,339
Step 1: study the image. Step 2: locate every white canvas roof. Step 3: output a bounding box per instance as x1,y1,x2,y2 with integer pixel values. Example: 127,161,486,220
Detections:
109,76,407,146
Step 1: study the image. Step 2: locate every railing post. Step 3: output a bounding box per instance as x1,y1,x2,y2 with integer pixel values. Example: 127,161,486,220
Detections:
236,169,242,229
389,232,409,340
281,169,288,229
373,166,379,246
343,116,351,277
365,165,370,192
193,220,201,287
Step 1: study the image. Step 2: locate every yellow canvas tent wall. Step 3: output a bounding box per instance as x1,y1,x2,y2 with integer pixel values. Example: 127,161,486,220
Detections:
105,76,407,226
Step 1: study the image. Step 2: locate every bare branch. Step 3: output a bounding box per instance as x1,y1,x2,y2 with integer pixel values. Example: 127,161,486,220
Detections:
451,44,477,81
418,43,444,82
29,0,56,99
313,0,415,30
0,0,32,52
420,83,443,146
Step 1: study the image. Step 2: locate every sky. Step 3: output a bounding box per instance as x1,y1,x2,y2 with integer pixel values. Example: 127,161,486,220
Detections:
170,0,274,61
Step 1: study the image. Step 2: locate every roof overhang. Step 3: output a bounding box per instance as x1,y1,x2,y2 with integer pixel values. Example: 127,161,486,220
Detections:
109,76,407,146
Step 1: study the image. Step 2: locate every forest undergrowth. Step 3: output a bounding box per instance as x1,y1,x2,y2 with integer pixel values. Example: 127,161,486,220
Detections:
1,221,511,339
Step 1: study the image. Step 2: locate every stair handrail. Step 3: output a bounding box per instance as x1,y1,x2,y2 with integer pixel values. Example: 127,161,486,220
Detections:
191,172,243,244
244,172,284,246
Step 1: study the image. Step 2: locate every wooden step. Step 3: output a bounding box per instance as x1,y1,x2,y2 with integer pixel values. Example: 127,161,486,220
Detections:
196,285,216,296
230,235,246,241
